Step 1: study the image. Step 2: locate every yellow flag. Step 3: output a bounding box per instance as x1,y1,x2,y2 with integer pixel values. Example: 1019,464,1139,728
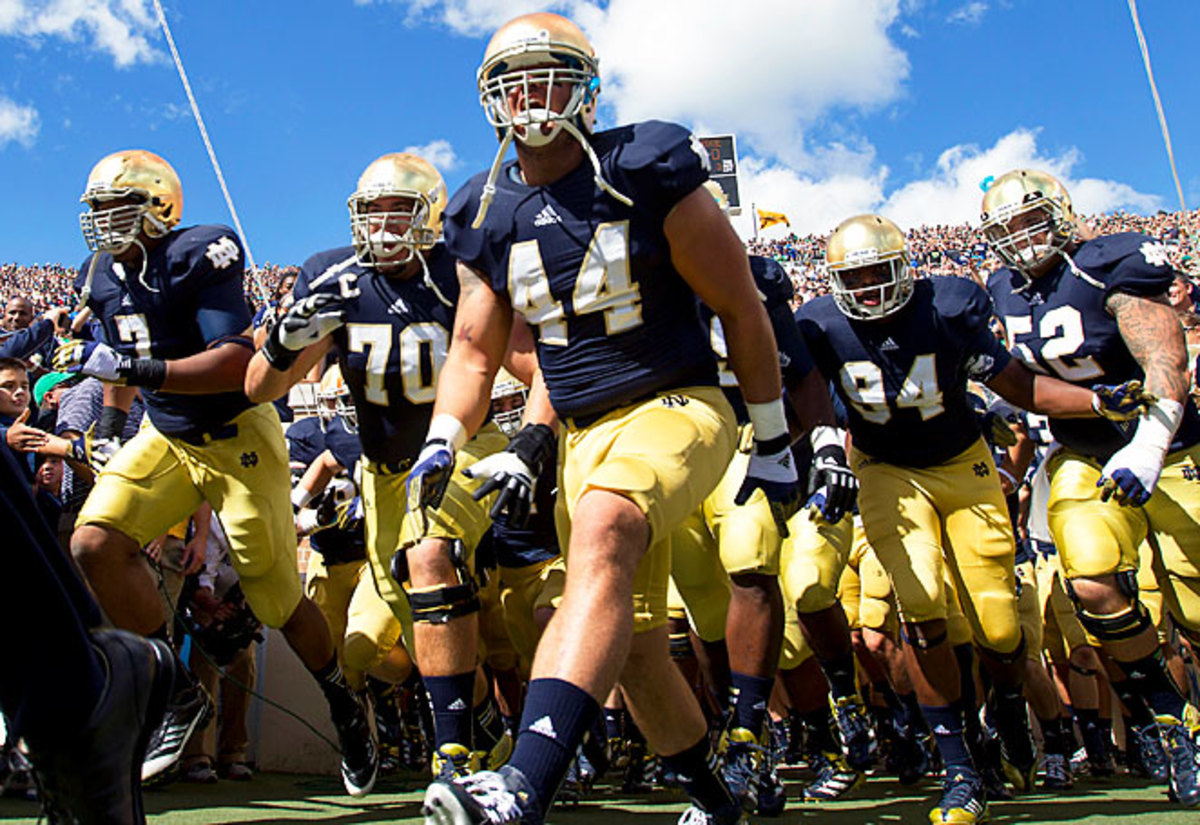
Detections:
757,209,790,229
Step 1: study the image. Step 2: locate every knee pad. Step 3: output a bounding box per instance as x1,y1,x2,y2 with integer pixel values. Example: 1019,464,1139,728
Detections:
1075,601,1153,642
978,632,1026,667
669,629,693,660
407,579,481,624
1067,661,1098,678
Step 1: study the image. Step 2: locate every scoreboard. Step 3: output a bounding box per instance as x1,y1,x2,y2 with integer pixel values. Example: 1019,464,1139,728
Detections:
699,134,740,215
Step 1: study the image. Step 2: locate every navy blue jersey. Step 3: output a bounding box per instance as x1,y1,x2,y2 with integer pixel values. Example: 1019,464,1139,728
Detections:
293,244,459,465
796,277,1011,468
78,225,253,436
285,416,325,467
700,254,812,422
443,120,718,420
987,232,1200,460
491,454,560,568
323,416,363,474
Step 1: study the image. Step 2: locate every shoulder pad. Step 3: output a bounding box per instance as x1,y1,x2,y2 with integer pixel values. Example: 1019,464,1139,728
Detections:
169,224,244,275
1075,233,1174,297
603,120,704,174
443,171,488,229
931,276,995,330
749,255,794,307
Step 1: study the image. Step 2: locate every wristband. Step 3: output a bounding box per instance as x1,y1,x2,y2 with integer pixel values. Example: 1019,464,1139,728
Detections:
262,327,300,371
120,357,167,389
997,467,1017,488
292,485,315,510
1130,397,1184,456
746,399,789,444
427,413,468,451
809,425,844,454
97,406,128,440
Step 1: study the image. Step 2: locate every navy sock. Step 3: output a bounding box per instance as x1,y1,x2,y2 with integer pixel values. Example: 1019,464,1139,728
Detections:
1117,650,1187,720
1073,708,1107,762
729,671,774,734
473,695,505,754
511,678,600,808
604,707,623,742
921,703,975,776
900,691,928,733
817,650,859,701
424,670,476,749
800,706,839,754
1038,715,1069,756
1112,679,1157,727
311,655,358,721
661,736,741,817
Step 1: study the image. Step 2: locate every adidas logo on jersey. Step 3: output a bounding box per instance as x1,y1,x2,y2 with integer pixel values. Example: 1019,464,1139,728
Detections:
529,715,558,740
533,204,562,227
879,337,899,351
447,698,468,712
386,296,409,316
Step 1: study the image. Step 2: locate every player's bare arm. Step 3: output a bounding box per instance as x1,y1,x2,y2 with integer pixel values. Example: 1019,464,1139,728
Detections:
986,358,1109,418
154,337,256,395
431,260,515,438
245,335,332,404
665,186,781,405
1107,291,1190,404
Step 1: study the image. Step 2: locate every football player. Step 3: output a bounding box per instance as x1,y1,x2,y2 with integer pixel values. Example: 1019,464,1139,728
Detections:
414,13,799,825
245,152,525,781
668,181,859,813
984,169,1200,806
55,150,378,796
795,213,1151,823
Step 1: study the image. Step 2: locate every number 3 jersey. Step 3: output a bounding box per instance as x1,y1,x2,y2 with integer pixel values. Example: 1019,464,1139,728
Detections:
987,232,1200,461
795,276,1011,468
442,120,719,421
292,245,459,466
77,224,254,436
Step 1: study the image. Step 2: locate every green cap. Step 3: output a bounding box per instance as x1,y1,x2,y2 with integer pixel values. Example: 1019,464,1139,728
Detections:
34,371,73,406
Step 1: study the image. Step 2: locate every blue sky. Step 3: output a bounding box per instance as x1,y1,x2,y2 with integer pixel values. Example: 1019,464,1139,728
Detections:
1,0,1195,269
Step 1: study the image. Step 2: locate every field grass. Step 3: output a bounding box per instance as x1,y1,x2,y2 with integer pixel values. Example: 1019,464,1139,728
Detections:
0,767,1191,824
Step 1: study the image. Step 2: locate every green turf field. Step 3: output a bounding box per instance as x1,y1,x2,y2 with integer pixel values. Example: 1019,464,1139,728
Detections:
0,768,1191,824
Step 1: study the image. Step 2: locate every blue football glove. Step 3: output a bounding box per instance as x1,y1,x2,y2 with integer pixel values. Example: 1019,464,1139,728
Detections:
735,434,802,536
52,339,126,383
1097,440,1162,507
464,423,556,530
406,438,456,515
807,443,858,524
1091,380,1158,422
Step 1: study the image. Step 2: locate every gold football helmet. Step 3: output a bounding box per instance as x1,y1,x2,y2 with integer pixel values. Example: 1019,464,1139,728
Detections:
980,169,1075,276
490,367,529,437
317,363,356,432
79,150,182,254
348,152,447,267
478,12,600,148
702,180,730,216
826,214,914,320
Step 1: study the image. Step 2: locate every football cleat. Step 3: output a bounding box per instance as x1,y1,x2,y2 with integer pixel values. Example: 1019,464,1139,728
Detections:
477,730,514,771
720,727,763,811
801,752,863,801
621,740,658,793
890,726,932,786
676,805,749,825
331,690,379,797
1126,721,1170,783
929,771,988,824
830,695,877,771
142,679,213,782
433,743,482,782
1041,752,1073,791
422,765,540,825
26,630,175,825
1158,714,1200,808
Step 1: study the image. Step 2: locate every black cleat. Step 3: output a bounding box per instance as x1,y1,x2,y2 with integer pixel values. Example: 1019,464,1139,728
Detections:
142,678,212,783
332,690,379,797
26,629,175,825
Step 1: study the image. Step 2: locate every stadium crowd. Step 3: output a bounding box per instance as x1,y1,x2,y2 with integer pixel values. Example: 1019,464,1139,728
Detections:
4,12,1200,825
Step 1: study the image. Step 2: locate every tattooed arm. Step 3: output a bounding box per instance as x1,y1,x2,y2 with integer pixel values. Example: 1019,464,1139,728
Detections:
1098,290,1188,505
428,261,515,437
1106,291,1189,404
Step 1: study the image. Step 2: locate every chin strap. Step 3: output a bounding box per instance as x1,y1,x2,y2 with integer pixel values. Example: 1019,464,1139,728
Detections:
415,248,454,308
471,119,634,230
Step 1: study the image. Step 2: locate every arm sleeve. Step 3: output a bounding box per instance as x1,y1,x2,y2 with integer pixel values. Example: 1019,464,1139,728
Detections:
0,319,54,360
191,236,254,348
949,282,1012,382
769,302,814,385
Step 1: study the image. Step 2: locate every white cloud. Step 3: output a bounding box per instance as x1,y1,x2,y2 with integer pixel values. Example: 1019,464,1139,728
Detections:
0,94,40,148
0,0,160,67
402,138,461,171
732,128,1160,239
947,2,988,25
